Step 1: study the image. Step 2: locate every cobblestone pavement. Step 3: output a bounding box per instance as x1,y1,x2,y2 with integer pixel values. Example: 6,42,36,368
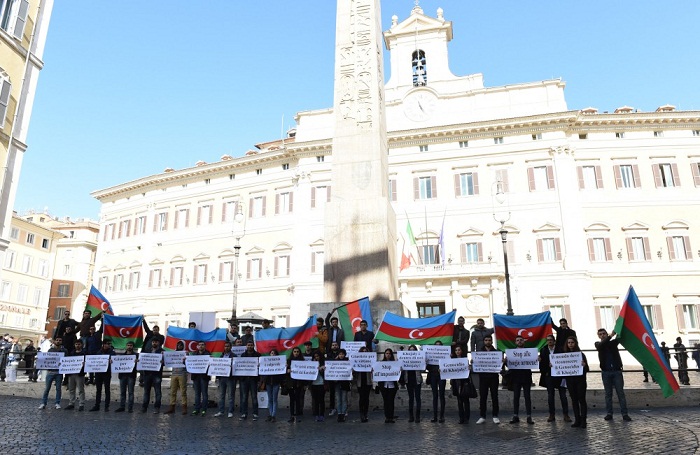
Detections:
1,396,698,455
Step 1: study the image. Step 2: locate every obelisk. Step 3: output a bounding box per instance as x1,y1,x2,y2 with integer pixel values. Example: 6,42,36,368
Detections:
324,0,398,304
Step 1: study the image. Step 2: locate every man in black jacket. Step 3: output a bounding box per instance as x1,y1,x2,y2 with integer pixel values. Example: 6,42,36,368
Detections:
508,335,535,425
452,317,470,354
90,340,115,412
539,334,570,422
552,318,576,351
595,329,631,421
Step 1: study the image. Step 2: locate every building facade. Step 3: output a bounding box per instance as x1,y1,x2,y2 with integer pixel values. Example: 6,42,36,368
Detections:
92,6,700,348
0,0,54,283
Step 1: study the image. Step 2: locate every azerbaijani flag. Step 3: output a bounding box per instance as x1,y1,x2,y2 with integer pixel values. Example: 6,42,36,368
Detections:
493,311,552,351
85,285,114,317
164,326,227,357
614,286,680,398
255,316,317,357
103,314,143,349
374,310,455,345
337,297,373,341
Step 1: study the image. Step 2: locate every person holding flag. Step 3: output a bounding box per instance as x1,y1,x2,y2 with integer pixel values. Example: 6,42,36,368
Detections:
595,328,631,422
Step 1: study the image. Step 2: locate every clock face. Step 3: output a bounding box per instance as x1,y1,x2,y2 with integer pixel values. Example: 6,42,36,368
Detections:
403,91,437,122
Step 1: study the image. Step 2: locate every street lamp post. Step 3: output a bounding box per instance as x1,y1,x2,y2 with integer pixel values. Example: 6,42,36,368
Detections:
492,181,514,316
229,203,246,326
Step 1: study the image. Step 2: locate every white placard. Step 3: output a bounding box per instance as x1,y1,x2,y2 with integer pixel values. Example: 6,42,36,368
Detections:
424,345,451,365
349,352,376,372
232,357,259,377
59,356,84,375
84,355,110,373
372,361,401,382
231,346,246,357
324,361,353,381
186,355,211,374
137,352,163,371
36,351,64,370
397,350,426,371
340,341,366,353
258,355,287,375
111,355,136,374
505,348,539,370
291,360,319,381
208,357,232,377
439,357,470,380
471,351,503,373
550,352,584,377
163,351,187,368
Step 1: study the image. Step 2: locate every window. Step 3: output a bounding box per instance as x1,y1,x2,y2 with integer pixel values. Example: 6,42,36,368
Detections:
118,220,130,238
9,227,18,240
317,156,325,163
0,0,29,40
543,305,571,324
229,174,235,180
693,130,700,137
1,281,10,300
417,302,445,318
692,163,700,187
615,132,625,139
626,236,650,261
174,208,190,229
0,75,10,128
247,258,263,280
311,186,331,209
419,145,429,152
129,271,140,290
459,141,468,148
654,131,663,138
29,318,38,328
454,172,479,196
57,283,70,298
113,274,124,292
460,242,482,263
63,264,71,276
170,266,183,286
414,176,437,200
577,165,603,190
668,236,692,261
103,223,115,241
25,233,34,245
219,261,234,282
37,259,48,277
311,251,324,274
222,200,239,223
493,137,504,144
597,306,620,331
537,238,561,262
98,276,109,292
614,164,640,189
275,191,293,214
21,255,31,273
197,204,213,225
653,163,680,188
193,264,207,284
149,268,162,288
677,304,699,330
154,212,168,232
388,180,397,202
256,169,263,175
17,284,27,303
134,215,147,235
578,133,588,140
412,49,427,86
282,163,290,171
588,238,612,262
53,306,67,321
642,305,664,330
420,244,439,265
204,178,211,185
4,249,15,268
274,255,290,277
249,195,267,218
528,165,555,191
495,169,510,193
532,133,542,140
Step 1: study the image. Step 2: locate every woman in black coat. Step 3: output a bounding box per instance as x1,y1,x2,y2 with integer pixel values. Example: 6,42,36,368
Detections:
564,336,589,428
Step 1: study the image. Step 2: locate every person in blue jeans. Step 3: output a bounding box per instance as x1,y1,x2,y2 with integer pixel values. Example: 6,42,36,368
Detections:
215,341,236,418
264,349,286,422
239,341,261,421
39,337,67,409
190,341,211,416
595,328,631,422
115,341,137,413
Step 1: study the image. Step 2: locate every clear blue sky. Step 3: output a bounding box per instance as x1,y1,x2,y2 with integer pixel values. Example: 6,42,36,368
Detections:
16,1,700,220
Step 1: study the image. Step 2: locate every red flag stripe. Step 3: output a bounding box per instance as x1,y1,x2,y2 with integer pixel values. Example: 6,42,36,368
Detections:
378,321,452,340
104,326,143,339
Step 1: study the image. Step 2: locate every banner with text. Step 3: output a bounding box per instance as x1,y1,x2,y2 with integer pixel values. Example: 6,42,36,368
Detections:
36,352,64,370
424,345,451,365
349,352,376,372
208,357,232,376
137,352,163,371
439,357,470,380
397,350,426,371
550,352,584,377
84,355,110,373
111,355,136,374
291,360,319,381
232,357,259,377
471,351,503,373
372,361,401,382
505,348,539,370
325,361,353,381
59,356,84,375
163,351,187,368
258,355,287,376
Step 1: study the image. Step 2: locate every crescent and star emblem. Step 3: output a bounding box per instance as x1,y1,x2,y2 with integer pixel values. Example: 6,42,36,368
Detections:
188,341,198,352
642,333,653,349
283,339,295,349
408,329,424,339
517,329,534,341
101,302,110,311
119,328,130,338
351,317,362,332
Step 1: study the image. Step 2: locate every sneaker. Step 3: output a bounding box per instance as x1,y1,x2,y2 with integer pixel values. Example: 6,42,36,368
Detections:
214,412,223,417
622,415,632,422
64,405,75,411
527,417,534,425
38,404,46,410
493,417,500,424
54,404,61,410
509,416,519,424
476,417,486,425
200,411,206,417
329,408,337,416
252,414,258,421
191,410,200,416
227,413,233,418
239,414,247,420
604,414,613,421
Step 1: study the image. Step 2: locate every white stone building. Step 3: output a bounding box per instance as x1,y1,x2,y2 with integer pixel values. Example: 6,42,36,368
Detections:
92,6,700,348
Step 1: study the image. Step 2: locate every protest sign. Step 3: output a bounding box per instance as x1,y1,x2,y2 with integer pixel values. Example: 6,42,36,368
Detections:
185,355,211,374
36,351,63,370
350,352,376,372
59,356,84,375
291,360,319,381
258,355,287,375
231,346,246,357
372,361,401,382
340,341,366,353
84,355,110,373
505,348,539,370
439,357,470,380
163,351,186,368
325,361,353,381
111,355,136,374
550,352,584,377
397,350,426,371
137,352,163,371
232,357,259,376
471,351,503,373
424,345,451,365
208,357,232,376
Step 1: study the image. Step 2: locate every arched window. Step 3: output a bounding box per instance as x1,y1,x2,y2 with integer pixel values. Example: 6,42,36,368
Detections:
412,50,427,86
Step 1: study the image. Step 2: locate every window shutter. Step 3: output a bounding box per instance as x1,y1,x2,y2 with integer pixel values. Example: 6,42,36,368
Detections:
286,257,290,276
125,221,130,237
667,237,676,260
642,237,651,261
148,271,154,288
197,207,202,225
684,236,692,259
500,170,510,192
626,238,634,261
311,187,316,208
221,202,227,221
613,305,621,321
527,167,535,191
632,165,641,188
169,269,174,286
473,172,479,195
614,165,622,188
219,263,224,281
413,178,419,199
261,196,267,216
258,259,263,278
653,305,664,330
594,308,602,330
577,166,585,190
389,180,396,202
118,222,123,238
208,207,213,224
554,238,562,261
311,252,316,274
536,239,544,262
289,192,294,213
431,176,437,198
327,186,332,202
546,166,555,190
671,163,680,186
274,257,279,277
12,0,30,40
563,305,572,324
587,239,595,261
692,163,700,187
477,242,483,262
0,78,10,128
604,238,612,261
275,194,280,214
246,260,251,279
185,209,190,227
652,165,662,188
153,216,157,232
174,212,179,229
164,213,168,230
133,218,138,236
460,243,466,263
676,305,686,330
595,166,604,189
248,198,254,218
454,174,461,197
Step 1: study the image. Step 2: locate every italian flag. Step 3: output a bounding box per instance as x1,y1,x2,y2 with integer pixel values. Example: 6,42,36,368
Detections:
337,297,373,341
400,219,417,271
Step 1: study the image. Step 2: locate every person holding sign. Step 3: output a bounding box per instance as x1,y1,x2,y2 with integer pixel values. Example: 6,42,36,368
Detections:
165,341,188,415
140,338,164,414
450,346,471,424
399,344,423,423
331,348,351,422
507,335,535,425
239,341,261,421
287,347,307,423
310,351,326,422
64,340,87,412
427,341,447,423
263,348,286,422
90,340,115,412
354,346,373,423
563,336,589,428
538,334,570,423
189,341,211,416
475,335,501,425
378,348,399,424
215,341,236,418
115,341,138,413
39,337,67,410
